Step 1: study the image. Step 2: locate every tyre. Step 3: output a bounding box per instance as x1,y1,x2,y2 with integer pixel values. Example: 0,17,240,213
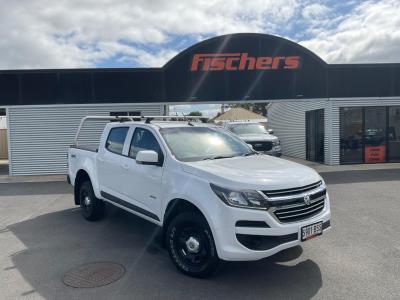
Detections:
166,212,220,278
79,181,105,221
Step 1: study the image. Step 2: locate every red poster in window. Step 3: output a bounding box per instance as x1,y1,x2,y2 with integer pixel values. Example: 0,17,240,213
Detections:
365,145,386,163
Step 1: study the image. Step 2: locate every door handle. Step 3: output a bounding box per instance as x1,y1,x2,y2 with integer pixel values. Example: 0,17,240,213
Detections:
98,157,105,162
70,154,77,158
121,164,129,170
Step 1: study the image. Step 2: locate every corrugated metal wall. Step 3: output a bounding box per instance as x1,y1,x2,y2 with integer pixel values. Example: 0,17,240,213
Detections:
267,100,333,164
8,104,164,176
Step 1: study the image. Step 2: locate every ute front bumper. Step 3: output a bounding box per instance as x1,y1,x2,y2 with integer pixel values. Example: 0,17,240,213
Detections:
212,194,331,261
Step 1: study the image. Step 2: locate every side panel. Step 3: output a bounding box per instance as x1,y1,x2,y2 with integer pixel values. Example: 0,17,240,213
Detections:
7,104,163,176
68,148,100,197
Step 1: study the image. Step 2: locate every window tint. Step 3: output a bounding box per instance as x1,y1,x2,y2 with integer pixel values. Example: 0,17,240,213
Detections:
129,128,162,159
106,127,129,154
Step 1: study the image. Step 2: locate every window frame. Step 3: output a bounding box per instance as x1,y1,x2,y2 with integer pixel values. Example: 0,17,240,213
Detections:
105,126,130,156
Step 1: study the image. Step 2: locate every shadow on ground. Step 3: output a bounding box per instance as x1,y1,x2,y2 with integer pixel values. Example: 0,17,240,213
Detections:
0,181,72,196
6,205,322,299
321,168,400,184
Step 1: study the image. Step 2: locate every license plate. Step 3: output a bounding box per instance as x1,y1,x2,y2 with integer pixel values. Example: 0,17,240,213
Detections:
301,221,323,241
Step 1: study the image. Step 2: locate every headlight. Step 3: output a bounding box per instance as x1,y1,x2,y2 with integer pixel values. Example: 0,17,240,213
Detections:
273,140,280,146
210,183,268,209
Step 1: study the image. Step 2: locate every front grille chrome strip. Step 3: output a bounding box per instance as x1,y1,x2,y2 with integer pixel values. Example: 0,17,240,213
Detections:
263,181,322,197
275,199,325,216
277,203,325,220
270,195,325,210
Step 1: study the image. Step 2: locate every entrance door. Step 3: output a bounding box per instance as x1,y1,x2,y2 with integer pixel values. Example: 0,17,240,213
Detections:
388,106,400,162
306,109,325,163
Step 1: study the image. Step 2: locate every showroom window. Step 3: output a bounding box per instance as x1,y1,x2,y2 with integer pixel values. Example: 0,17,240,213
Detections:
340,106,400,164
388,106,400,162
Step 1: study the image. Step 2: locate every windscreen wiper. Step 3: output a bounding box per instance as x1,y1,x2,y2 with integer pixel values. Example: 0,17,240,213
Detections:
242,151,259,156
202,155,236,160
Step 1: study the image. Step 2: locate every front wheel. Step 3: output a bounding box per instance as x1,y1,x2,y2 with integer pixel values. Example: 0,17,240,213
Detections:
79,181,105,221
166,212,220,278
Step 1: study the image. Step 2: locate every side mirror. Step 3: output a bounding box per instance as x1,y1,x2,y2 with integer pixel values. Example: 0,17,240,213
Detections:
267,129,274,135
136,150,159,165
246,143,254,150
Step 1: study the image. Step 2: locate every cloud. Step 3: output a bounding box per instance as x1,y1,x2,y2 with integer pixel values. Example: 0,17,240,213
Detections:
0,0,299,69
302,3,330,21
0,0,399,69
301,0,400,63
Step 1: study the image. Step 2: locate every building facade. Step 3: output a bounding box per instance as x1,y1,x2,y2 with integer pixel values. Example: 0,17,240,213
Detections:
1,33,399,175
268,98,400,165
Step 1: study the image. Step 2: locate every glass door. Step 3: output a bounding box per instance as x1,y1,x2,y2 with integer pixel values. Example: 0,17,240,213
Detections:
340,107,363,164
306,109,324,163
388,106,400,162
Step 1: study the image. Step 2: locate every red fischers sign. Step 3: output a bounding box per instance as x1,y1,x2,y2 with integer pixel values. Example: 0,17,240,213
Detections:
190,53,301,72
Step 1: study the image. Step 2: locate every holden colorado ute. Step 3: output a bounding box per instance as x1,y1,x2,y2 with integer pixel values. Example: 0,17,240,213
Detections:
67,116,331,277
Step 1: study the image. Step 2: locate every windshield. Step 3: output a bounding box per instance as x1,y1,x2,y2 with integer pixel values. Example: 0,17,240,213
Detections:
160,127,254,162
228,123,267,135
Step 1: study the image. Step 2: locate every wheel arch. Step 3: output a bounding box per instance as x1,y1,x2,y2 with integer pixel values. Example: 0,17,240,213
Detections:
74,169,92,205
162,198,212,238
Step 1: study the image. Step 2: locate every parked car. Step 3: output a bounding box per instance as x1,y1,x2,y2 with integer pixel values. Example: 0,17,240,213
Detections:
223,121,282,156
68,116,331,278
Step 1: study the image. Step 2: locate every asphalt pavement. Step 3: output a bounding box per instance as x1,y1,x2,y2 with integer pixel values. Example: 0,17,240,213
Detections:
0,167,399,299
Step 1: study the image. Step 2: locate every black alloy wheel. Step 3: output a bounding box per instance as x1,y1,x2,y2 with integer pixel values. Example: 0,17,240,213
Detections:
166,212,220,278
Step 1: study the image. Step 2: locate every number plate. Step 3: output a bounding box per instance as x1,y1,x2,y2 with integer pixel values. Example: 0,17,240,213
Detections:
301,221,323,241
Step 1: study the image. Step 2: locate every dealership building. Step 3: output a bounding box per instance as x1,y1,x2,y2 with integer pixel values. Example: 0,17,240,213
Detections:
0,33,399,176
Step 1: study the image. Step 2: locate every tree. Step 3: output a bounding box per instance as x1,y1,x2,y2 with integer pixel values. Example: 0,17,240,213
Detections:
188,111,203,116
229,102,269,116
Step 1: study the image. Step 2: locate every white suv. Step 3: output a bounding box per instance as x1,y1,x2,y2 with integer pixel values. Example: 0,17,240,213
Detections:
223,121,282,157
68,117,331,278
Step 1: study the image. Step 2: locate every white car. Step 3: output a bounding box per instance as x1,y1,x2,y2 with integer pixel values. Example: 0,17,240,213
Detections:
68,116,331,278
223,121,282,157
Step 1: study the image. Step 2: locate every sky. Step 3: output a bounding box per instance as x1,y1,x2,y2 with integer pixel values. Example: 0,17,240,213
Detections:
1,0,399,116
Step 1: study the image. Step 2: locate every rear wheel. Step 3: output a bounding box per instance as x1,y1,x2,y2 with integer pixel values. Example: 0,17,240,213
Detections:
166,212,220,278
79,181,105,221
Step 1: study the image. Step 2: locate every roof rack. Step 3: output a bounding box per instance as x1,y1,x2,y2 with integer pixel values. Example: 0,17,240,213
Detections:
142,115,209,124
73,116,136,146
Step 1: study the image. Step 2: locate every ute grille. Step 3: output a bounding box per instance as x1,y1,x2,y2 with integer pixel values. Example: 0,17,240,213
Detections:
263,181,326,223
248,141,273,151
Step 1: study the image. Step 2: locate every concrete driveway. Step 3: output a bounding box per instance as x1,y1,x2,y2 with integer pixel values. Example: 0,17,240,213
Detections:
0,168,399,299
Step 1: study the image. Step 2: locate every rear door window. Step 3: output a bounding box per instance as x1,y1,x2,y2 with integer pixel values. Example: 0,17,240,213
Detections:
105,127,129,155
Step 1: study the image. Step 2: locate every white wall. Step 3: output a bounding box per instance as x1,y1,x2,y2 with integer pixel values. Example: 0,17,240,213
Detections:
267,99,334,164
7,103,164,176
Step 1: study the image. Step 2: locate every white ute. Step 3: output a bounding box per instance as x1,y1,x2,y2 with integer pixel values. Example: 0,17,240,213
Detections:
68,116,331,277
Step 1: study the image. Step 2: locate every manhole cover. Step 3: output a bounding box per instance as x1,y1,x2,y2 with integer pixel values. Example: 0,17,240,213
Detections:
63,262,125,288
